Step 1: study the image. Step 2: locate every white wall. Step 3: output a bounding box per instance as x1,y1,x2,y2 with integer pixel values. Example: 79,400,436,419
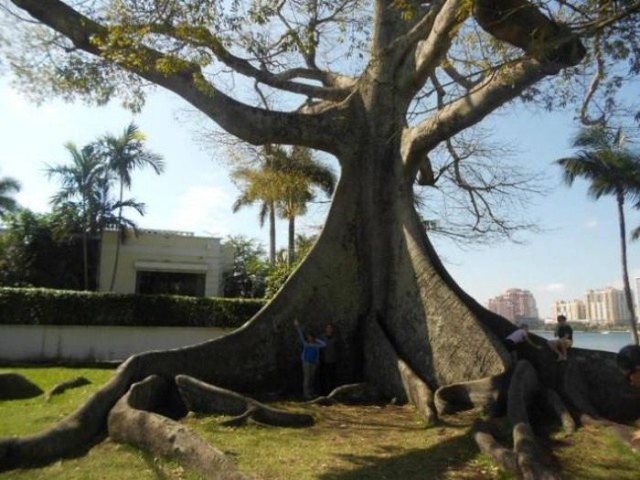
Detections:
0,325,231,362
99,229,234,297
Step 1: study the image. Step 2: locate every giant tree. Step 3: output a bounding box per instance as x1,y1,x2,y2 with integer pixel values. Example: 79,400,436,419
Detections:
555,126,640,345
2,0,640,478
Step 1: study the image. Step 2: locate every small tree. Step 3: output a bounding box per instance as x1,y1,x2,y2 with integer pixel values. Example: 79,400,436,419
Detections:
555,125,640,345
46,143,107,290
223,235,271,298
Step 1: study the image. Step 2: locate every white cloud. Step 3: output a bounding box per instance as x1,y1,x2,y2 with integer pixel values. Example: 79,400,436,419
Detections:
3,88,59,119
541,283,565,292
584,219,598,229
168,186,233,235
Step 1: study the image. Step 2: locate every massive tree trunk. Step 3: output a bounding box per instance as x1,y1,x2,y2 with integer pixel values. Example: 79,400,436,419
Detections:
3,0,640,477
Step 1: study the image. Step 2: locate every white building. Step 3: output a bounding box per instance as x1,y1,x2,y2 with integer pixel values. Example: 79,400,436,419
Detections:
99,229,234,297
585,287,632,325
551,299,587,322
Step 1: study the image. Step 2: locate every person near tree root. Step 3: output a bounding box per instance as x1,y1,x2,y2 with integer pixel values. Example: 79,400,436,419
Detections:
294,319,326,399
319,322,341,395
548,315,573,361
505,323,543,361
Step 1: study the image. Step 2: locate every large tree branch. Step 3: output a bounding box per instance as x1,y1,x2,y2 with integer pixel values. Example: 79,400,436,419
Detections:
409,0,466,89
403,59,548,171
130,23,355,101
9,0,346,151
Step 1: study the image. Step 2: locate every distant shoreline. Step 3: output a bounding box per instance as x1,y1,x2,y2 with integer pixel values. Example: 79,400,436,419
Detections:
535,325,633,333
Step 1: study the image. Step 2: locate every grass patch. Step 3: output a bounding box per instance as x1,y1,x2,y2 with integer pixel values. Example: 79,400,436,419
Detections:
1,367,640,479
0,366,115,437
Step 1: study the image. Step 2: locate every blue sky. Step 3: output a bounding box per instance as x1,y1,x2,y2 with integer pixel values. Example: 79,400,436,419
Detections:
2,77,639,318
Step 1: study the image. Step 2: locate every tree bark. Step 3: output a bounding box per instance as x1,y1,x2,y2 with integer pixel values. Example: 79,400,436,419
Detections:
617,192,639,345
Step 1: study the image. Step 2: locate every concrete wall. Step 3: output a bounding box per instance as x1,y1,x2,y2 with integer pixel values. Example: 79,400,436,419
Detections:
0,325,231,362
99,229,234,297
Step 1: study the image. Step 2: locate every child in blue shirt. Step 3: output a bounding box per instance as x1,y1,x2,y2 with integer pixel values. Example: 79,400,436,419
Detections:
294,319,326,399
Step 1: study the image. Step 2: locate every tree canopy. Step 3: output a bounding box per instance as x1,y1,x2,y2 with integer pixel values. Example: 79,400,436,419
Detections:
2,0,638,240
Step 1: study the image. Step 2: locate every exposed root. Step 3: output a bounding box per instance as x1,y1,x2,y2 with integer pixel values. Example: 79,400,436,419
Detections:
508,360,560,480
513,423,559,480
108,375,246,480
0,372,43,400
45,377,91,401
307,382,382,405
434,373,507,416
541,388,575,434
560,359,601,418
472,420,517,474
175,375,314,427
364,316,437,424
0,361,135,469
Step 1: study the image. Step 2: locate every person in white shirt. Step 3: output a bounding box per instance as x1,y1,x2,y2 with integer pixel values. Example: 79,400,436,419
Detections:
505,324,542,360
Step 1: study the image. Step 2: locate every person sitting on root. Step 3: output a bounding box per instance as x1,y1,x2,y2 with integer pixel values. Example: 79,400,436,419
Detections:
617,344,640,388
617,344,640,446
294,319,326,400
505,323,543,361
548,315,573,361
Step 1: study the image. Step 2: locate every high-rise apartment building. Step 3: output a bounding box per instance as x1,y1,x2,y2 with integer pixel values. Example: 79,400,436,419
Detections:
585,287,632,325
487,288,539,322
551,299,586,322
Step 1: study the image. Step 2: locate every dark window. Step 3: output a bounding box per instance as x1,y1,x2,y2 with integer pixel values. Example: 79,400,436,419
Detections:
136,271,206,297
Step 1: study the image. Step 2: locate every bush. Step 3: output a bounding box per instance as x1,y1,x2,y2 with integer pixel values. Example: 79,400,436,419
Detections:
0,287,266,328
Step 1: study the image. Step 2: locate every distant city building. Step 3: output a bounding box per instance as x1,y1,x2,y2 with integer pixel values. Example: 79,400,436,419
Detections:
487,288,539,323
551,299,586,322
585,287,632,325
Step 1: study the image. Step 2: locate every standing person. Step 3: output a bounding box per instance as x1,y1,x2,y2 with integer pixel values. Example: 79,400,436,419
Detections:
294,320,326,399
549,315,573,361
505,324,542,360
319,322,340,395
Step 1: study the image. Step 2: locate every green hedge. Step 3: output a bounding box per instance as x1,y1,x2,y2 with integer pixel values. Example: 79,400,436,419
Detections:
0,288,266,328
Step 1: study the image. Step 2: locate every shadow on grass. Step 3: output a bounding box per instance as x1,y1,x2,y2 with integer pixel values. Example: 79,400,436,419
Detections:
317,430,486,480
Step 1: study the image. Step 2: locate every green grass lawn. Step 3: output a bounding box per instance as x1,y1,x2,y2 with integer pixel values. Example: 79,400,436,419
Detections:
1,367,639,479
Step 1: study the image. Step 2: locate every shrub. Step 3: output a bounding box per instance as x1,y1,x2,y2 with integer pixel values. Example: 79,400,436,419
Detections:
0,287,265,328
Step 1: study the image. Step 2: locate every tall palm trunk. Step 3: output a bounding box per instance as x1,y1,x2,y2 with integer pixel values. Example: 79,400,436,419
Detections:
82,228,89,290
617,191,639,345
287,213,295,266
108,181,124,292
269,201,276,265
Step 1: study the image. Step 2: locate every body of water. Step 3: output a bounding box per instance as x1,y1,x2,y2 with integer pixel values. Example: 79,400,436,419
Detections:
532,330,636,353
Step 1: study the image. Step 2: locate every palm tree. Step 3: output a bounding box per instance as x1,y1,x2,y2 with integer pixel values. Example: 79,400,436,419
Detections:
273,146,336,265
0,174,21,217
46,143,107,290
231,145,281,265
231,146,336,266
555,126,640,345
100,123,164,292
